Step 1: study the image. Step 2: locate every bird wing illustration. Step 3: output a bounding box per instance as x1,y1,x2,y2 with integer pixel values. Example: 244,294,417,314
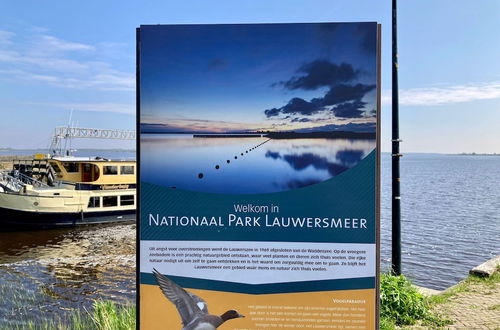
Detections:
152,269,207,326
187,291,209,314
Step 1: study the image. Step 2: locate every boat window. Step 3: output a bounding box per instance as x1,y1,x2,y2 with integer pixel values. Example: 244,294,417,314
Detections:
50,162,61,173
62,162,79,173
103,166,118,175
120,165,134,175
120,195,134,206
103,196,118,207
88,196,100,208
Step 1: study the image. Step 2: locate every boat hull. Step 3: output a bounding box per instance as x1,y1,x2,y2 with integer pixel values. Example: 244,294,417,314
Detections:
0,206,136,229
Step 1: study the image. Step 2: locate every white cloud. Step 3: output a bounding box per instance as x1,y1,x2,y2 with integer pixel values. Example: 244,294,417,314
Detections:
383,82,500,106
0,28,133,91
0,50,18,61
0,68,134,91
56,102,134,114
38,35,95,52
22,101,135,115
0,30,15,44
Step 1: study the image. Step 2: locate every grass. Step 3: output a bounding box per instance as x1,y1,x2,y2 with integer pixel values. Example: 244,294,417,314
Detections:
380,267,500,329
88,300,136,330
0,270,135,329
379,316,397,330
11,300,136,330
428,269,500,305
4,267,497,329
379,273,450,330
0,273,40,321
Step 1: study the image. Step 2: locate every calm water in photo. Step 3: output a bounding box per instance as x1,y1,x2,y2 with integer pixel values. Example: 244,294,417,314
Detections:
142,135,499,289
141,134,375,194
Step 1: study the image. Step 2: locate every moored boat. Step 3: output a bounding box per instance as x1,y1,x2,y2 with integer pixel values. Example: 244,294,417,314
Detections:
0,127,136,228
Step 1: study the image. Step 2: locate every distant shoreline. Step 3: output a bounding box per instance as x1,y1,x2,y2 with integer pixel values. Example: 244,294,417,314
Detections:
0,148,136,152
193,134,264,138
455,153,500,156
143,131,376,139
266,131,375,139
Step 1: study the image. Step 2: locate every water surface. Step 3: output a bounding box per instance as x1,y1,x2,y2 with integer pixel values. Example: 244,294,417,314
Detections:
0,224,135,326
380,153,500,289
141,134,375,194
1,152,498,328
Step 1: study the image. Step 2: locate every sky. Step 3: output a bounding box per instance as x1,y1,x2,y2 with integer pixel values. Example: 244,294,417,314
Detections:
0,0,499,153
140,23,377,134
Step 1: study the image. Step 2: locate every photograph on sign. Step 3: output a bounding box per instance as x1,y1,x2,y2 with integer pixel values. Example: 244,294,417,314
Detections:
138,22,380,329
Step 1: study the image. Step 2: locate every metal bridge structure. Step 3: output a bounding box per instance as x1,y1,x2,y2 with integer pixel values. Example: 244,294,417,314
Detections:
49,126,136,156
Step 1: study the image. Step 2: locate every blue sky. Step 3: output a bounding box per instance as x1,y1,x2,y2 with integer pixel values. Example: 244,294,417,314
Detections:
140,23,377,133
1,0,499,152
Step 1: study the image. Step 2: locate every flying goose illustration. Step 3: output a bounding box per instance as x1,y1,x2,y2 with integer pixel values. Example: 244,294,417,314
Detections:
153,268,245,329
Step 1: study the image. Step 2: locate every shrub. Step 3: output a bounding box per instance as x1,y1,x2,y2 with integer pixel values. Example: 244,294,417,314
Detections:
380,273,428,325
89,300,136,330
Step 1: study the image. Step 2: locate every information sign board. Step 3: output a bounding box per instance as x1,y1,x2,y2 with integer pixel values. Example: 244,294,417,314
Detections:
138,22,380,329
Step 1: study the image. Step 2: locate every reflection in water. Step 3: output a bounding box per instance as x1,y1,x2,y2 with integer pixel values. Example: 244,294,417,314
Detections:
336,149,364,166
274,152,349,174
265,150,281,160
264,148,366,189
141,134,375,193
0,224,135,327
283,178,323,190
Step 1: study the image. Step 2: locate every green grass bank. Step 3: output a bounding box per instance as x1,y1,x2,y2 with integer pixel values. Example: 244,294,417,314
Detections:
13,301,135,330
381,267,500,329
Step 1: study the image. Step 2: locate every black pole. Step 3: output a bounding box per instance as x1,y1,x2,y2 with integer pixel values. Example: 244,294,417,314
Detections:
392,0,402,275
135,26,141,327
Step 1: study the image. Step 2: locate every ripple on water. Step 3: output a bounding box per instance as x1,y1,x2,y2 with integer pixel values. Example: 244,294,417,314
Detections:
1,154,499,325
0,223,136,327
381,154,500,290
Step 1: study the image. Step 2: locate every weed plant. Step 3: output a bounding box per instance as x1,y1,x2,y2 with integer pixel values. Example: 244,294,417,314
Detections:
88,300,136,330
379,273,449,329
12,300,136,330
380,273,427,325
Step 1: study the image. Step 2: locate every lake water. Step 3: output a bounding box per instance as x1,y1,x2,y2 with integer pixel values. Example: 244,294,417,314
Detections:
0,149,136,327
0,150,498,326
0,223,135,327
141,134,375,193
380,153,500,290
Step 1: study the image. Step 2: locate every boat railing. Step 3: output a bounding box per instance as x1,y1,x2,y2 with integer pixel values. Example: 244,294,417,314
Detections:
0,170,49,192
0,171,23,192
16,171,50,188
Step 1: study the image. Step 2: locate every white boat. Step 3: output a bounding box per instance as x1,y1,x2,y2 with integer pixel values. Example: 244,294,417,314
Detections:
0,127,136,228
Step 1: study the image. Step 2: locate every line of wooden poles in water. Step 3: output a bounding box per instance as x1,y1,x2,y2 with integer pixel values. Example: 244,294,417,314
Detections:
197,139,270,179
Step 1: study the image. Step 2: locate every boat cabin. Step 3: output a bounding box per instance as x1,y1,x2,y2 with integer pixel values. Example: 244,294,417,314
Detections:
48,157,136,186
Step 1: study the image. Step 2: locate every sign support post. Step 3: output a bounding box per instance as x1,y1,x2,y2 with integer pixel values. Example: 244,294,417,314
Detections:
392,0,403,275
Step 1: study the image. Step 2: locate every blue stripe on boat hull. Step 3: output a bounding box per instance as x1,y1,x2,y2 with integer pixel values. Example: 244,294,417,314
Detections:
0,207,136,229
